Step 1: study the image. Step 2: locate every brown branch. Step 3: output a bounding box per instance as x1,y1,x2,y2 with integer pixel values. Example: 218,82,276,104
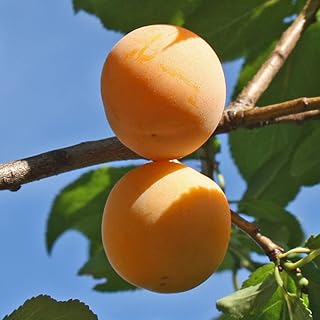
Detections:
274,109,320,124
228,0,320,111
1,96,320,191
216,96,320,133
0,138,138,191
228,109,320,132
230,210,284,262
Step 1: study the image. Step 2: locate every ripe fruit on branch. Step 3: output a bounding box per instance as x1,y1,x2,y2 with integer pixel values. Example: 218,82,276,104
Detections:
101,24,226,160
101,161,231,293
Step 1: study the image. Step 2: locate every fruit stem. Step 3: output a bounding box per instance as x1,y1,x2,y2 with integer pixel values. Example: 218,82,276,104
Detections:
283,249,320,270
198,138,215,179
278,247,311,259
231,269,240,291
230,210,284,262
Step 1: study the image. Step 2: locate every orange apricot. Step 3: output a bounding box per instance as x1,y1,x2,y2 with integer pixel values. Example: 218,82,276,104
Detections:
101,161,231,293
101,24,226,160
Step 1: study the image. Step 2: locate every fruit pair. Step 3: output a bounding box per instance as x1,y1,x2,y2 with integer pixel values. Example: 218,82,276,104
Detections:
100,24,231,293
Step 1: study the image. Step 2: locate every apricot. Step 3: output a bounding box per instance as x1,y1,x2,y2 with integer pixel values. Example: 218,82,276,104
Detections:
101,24,226,160
101,161,231,293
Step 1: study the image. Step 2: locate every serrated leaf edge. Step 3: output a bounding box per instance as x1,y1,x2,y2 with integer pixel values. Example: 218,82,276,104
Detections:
4,294,98,319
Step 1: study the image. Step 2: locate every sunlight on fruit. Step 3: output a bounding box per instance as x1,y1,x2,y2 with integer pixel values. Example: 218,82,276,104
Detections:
101,24,226,160
101,161,231,293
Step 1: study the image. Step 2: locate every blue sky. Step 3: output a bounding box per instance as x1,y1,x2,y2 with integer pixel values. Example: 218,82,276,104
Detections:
0,1,319,319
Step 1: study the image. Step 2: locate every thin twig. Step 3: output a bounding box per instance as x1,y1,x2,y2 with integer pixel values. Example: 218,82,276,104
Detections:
230,210,284,262
228,0,320,111
231,269,240,291
243,109,320,131
283,249,320,270
216,96,320,133
274,109,320,124
0,96,320,191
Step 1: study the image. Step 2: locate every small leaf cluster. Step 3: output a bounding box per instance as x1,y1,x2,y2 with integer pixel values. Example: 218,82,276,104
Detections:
217,235,320,319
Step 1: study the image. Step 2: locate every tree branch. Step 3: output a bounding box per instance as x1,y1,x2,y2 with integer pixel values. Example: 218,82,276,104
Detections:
1,96,319,191
230,210,284,262
216,96,320,133
274,109,320,124
0,138,138,191
228,0,320,111
198,0,320,210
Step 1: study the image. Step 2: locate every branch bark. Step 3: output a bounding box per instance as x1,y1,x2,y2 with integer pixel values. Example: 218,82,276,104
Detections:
274,109,320,124
0,138,138,191
228,0,320,111
216,96,320,133
1,96,319,191
230,210,284,262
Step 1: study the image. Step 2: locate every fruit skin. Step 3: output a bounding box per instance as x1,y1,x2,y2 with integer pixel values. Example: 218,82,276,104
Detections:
101,24,226,160
101,161,231,293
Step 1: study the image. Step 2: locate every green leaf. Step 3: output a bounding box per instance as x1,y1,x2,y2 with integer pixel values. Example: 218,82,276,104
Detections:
3,295,97,320
283,294,312,320
217,262,313,319
73,0,95,14
242,263,274,288
304,239,320,269
72,0,202,32
305,234,320,250
276,270,313,320
303,263,320,319
291,128,320,186
78,248,136,292
235,21,320,105
229,124,302,207
241,140,301,206
241,263,284,319
46,166,134,252
230,124,300,182
242,289,283,320
46,166,135,292
216,269,278,318
214,314,234,320
239,200,304,250
73,0,300,63
243,265,285,320
260,22,320,104
186,0,299,61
